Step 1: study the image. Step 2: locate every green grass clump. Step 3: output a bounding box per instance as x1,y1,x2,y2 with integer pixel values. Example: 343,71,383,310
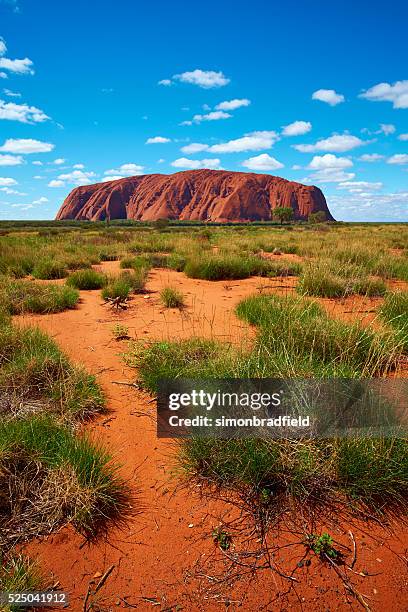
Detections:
126,338,236,392
102,269,147,301
31,259,67,280
160,286,185,308
380,292,408,350
237,294,401,377
184,254,273,280
0,416,127,539
179,435,408,508
167,253,187,271
297,266,387,298
0,278,79,315
0,555,43,610
66,268,107,290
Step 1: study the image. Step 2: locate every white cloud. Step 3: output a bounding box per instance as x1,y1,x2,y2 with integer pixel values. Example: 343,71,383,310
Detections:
329,191,408,222
173,69,230,88
337,181,383,192
306,169,355,183
398,134,408,141
215,98,250,111
0,57,34,75
158,79,172,86
157,158,165,163
379,123,396,135
209,130,279,153
0,72,7,79
181,142,209,154
387,154,408,165
360,80,408,109
32,196,48,204
73,163,84,169
294,133,368,153
0,177,17,186
53,158,65,165
292,164,302,170
0,99,49,123
56,170,96,186
0,187,26,195
282,121,312,136
359,153,384,162
104,163,144,176
146,136,171,144
307,154,353,170
0,138,54,154
312,89,345,106
3,88,21,97
0,154,23,166
0,38,6,56
101,175,124,182
191,110,231,123
48,179,64,188
242,153,284,171
304,154,355,183
171,157,221,169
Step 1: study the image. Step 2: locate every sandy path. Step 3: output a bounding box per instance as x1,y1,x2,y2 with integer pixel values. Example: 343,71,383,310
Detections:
15,265,408,611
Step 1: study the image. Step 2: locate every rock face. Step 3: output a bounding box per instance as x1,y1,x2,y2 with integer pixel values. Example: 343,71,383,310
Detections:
55,169,334,222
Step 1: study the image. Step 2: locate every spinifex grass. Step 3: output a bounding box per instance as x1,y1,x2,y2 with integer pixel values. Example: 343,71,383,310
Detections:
160,286,185,308
0,316,128,552
0,277,79,315
66,268,107,290
128,292,407,514
102,269,147,301
184,253,276,280
380,292,408,350
0,554,43,608
0,416,128,544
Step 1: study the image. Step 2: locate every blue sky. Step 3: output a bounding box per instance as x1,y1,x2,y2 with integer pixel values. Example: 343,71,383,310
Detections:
0,0,407,221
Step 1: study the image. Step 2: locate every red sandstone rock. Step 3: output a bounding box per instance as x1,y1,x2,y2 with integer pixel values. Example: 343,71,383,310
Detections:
55,169,334,222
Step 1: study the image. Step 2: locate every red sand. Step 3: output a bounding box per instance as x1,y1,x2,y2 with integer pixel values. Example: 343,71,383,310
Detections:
15,265,408,610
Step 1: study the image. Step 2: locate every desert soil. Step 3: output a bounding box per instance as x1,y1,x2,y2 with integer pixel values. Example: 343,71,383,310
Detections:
15,262,408,611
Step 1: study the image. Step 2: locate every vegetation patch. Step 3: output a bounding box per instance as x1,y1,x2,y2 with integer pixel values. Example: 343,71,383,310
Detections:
0,278,79,315
66,268,107,290
160,286,185,308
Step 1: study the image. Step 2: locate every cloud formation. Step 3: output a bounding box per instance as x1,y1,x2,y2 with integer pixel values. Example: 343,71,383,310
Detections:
171,157,221,169
146,136,171,144
104,163,144,176
160,69,230,89
0,99,49,123
282,120,312,136
294,133,368,153
360,80,408,109
242,153,284,171
0,153,23,166
215,98,250,111
0,138,54,154
312,89,345,106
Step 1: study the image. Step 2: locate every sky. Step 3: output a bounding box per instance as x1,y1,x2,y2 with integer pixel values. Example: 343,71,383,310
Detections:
0,0,407,222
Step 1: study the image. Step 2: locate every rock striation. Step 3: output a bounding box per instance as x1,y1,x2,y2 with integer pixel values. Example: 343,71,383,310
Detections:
55,169,334,222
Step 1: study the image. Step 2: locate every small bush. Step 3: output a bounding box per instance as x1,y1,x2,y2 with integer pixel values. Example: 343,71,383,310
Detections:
380,292,408,350
102,269,147,301
0,278,79,315
184,254,272,281
66,269,107,290
160,286,185,308
32,259,67,280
